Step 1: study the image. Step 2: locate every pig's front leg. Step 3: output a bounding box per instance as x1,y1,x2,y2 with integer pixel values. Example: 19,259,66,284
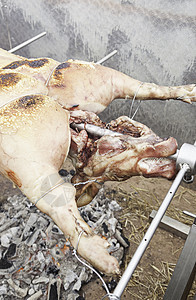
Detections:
0,94,119,275
35,177,120,275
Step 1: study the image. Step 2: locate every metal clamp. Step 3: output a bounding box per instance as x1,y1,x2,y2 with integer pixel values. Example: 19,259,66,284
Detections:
176,143,196,176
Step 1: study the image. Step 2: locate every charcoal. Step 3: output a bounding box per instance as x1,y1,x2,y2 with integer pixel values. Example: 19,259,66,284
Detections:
0,186,127,299
59,169,69,177
4,243,16,258
7,278,28,298
27,290,42,300
46,264,60,277
0,285,7,296
0,256,13,269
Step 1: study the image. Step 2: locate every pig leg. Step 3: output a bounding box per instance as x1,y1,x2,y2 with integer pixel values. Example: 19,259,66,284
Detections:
47,60,196,114
35,177,119,275
0,94,119,275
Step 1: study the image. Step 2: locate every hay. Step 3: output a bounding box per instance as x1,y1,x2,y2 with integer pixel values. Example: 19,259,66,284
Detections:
103,178,196,299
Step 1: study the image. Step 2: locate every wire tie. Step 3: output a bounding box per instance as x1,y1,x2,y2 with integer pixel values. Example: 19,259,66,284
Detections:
34,179,65,205
74,229,85,253
128,82,143,119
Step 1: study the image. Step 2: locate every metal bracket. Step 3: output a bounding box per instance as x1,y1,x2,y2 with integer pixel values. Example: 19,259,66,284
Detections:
164,221,196,300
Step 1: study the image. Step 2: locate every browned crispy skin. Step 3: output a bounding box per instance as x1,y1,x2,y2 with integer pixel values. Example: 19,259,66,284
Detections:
0,48,195,114
2,57,59,83
0,48,24,68
47,59,196,113
0,95,119,275
0,69,48,106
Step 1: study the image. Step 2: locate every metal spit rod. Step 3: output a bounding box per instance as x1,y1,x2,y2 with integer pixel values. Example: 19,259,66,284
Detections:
8,32,46,53
96,50,117,64
70,122,123,137
110,163,190,299
183,210,196,219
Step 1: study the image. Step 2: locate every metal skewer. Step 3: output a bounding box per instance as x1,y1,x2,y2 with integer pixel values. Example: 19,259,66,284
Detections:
96,50,117,64
183,210,196,219
110,163,190,299
8,31,46,53
70,122,122,137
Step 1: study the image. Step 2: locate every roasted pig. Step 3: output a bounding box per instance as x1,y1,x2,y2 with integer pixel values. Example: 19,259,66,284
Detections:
0,48,194,274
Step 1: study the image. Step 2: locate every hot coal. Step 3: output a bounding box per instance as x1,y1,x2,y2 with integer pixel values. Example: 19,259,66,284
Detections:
0,182,128,299
46,265,60,277
58,169,69,177
48,282,58,300
0,256,13,269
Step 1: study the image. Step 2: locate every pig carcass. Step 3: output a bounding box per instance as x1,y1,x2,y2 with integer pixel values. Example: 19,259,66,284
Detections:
0,48,194,274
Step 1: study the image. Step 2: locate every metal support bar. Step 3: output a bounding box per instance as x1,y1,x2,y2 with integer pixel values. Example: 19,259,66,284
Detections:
150,209,190,239
163,221,196,300
110,163,190,299
183,210,196,219
8,32,46,53
96,50,117,64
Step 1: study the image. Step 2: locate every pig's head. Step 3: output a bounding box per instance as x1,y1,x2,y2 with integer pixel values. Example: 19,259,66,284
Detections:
69,114,178,206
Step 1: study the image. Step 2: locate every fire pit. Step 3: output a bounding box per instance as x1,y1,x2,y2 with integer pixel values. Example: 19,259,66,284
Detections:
0,168,129,299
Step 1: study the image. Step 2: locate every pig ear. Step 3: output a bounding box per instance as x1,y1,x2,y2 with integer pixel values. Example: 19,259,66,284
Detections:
153,137,178,157
137,157,176,179
73,175,101,207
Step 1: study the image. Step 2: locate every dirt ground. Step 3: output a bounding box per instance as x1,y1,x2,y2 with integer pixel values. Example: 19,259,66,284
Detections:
0,174,196,299
81,176,196,300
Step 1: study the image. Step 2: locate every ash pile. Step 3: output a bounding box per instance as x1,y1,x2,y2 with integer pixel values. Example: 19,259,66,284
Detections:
0,174,129,300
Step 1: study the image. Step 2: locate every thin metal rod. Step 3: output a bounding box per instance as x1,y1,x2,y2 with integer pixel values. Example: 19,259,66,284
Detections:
168,149,179,160
183,210,196,219
96,50,117,64
128,83,143,119
8,32,46,53
112,163,190,299
70,122,122,137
